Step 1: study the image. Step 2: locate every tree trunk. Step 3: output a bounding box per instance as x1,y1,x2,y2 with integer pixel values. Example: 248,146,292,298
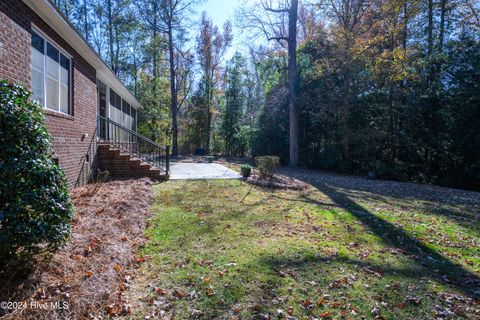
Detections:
439,0,447,52
288,0,299,166
152,4,158,101
427,0,434,87
133,51,138,96
205,67,214,154
83,0,89,42
107,0,114,71
114,26,120,75
427,0,434,55
436,0,447,83
168,23,179,156
403,1,408,51
341,64,350,161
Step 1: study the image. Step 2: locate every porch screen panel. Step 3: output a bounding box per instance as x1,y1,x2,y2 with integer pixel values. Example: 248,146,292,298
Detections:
123,102,131,141
115,94,123,140
128,104,133,135
128,104,133,140
131,109,137,131
109,89,116,139
107,89,137,141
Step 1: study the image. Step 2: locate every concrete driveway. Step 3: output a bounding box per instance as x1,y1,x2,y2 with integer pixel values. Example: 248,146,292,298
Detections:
169,162,242,180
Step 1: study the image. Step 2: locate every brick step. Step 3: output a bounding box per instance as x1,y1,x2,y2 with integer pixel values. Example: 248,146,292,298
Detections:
97,143,168,181
99,155,131,162
129,159,142,165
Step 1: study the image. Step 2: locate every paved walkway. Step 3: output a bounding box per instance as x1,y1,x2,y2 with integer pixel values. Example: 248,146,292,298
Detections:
169,162,242,180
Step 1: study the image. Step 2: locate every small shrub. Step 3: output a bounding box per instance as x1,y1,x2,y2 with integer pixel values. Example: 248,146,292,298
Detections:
255,156,280,178
240,164,252,178
206,155,214,163
0,81,73,261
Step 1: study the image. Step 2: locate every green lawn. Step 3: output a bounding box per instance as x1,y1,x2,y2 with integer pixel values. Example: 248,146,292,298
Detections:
128,178,480,319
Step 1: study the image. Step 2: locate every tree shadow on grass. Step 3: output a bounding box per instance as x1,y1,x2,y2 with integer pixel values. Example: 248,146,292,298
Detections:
333,188,480,233
259,252,425,279
312,183,480,299
269,193,339,209
278,168,480,234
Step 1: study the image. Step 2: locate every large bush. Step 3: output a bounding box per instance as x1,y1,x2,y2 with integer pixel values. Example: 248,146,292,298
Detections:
0,81,73,261
255,156,280,178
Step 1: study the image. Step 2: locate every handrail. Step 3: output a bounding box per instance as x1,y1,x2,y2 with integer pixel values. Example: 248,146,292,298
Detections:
97,115,169,174
75,126,98,187
97,115,166,151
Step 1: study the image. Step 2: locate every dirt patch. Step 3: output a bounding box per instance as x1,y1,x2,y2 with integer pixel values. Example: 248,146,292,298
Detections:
0,178,154,320
246,173,308,190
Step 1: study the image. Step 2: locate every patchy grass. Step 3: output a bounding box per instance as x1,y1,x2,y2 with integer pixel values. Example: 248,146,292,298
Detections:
128,176,480,319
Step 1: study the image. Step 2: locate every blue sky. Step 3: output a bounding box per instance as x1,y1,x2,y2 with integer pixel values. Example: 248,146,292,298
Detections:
199,0,239,27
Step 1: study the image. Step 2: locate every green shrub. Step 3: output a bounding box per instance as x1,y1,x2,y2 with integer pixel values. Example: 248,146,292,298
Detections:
255,156,280,178
0,81,73,261
240,164,252,178
206,155,214,163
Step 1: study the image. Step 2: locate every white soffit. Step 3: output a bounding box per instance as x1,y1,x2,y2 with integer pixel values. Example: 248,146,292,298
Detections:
22,0,142,109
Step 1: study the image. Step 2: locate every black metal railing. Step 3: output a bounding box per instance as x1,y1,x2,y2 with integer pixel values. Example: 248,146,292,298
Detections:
97,115,169,174
75,127,98,187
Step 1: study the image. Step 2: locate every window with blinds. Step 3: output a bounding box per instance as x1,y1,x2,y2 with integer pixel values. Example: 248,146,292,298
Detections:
31,30,71,114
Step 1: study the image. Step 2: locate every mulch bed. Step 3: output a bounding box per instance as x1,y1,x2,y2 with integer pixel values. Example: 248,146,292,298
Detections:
0,178,154,320
246,173,309,190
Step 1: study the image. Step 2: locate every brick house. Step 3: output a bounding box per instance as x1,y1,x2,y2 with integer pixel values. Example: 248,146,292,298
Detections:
0,0,169,187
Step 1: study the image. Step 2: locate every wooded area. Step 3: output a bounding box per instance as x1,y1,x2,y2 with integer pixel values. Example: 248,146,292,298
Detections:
54,0,480,190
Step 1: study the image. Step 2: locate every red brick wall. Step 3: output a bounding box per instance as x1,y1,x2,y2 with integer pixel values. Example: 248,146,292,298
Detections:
0,0,97,187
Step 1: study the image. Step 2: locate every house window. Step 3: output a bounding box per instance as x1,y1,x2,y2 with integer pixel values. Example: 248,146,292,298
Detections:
31,31,71,114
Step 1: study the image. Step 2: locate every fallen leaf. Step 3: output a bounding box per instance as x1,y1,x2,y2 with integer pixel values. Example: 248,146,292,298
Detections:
135,257,145,263
155,287,167,296
317,297,325,306
301,299,312,308
205,287,215,296
252,303,262,312
173,289,187,298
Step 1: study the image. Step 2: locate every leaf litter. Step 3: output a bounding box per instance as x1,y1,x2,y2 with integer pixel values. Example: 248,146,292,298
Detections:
0,178,154,319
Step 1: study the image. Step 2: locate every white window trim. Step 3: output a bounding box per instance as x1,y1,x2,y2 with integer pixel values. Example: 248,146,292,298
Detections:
31,26,72,115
